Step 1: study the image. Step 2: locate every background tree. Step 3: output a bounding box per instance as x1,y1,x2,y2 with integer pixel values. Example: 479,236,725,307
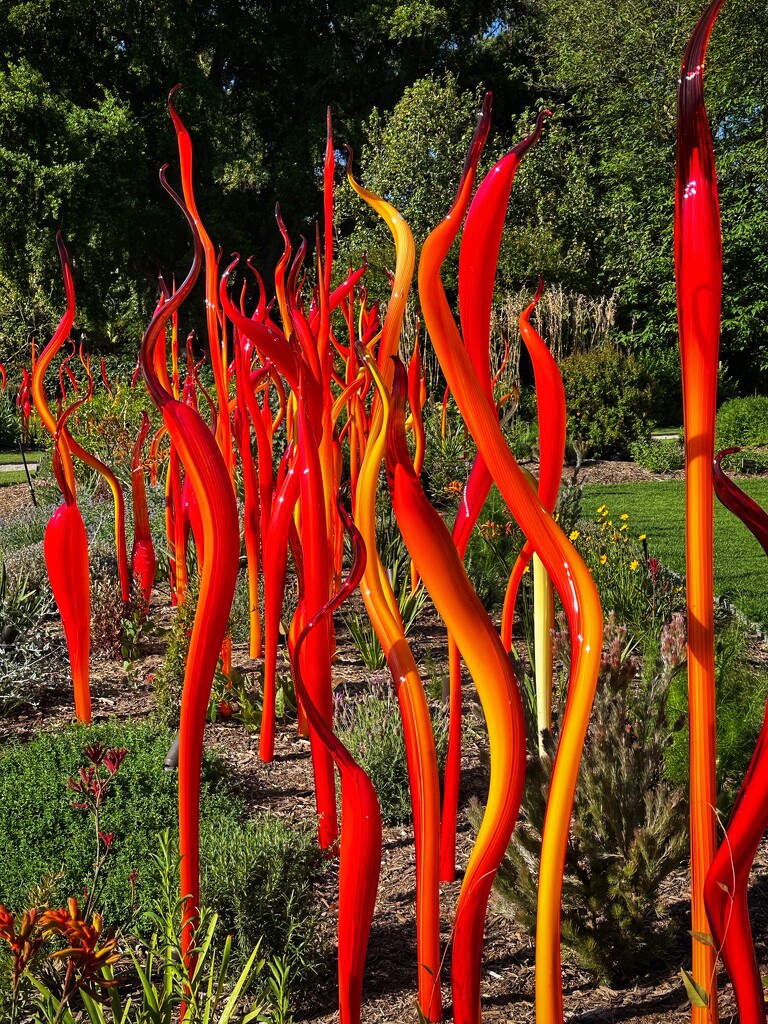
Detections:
0,0,536,364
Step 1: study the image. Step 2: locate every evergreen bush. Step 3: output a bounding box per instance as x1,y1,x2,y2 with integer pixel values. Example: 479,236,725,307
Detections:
561,345,653,458
474,614,688,982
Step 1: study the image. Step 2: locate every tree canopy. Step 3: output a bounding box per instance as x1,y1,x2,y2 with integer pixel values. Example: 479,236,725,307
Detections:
0,0,766,394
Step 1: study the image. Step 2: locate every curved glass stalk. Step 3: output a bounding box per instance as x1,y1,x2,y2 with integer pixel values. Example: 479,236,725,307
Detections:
31,233,77,495
441,114,551,882
141,167,239,964
356,347,443,1021
168,87,233,475
131,411,156,616
290,492,381,1024
418,97,603,1024
46,402,91,723
387,359,525,1024
701,450,768,1024
676,2,727,1014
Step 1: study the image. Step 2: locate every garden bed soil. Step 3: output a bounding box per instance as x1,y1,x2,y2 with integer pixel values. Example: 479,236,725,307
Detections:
568,459,686,485
2,477,767,1023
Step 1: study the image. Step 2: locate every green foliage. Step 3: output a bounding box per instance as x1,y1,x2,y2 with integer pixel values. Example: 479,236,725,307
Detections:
90,580,148,665
501,414,538,462
666,619,768,805
630,437,685,474
337,72,483,296
421,403,474,508
67,379,160,488
228,571,253,645
529,0,768,390
343,613,387,671
0,720,237,929
561,345,653,458
342,558,427,670
480,614,689,983
335,684,449,825
0,501,50,554
462,488,525,609
0,0,531,363
201,815,324,987
0,389,19,447
4,830,296,1024
719,448,768,475
153,583,198,727
716,395,768,449
0,550,60,711
0,555,50,642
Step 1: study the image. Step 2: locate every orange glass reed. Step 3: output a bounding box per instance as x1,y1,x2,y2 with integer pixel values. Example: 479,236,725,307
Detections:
418,95,603,1024
676,2,727,1017
141,168,239,964
354,348,442,1022
387,358,525,1024
130,411,156,616
293,398,382,1024
347,164,442,1019
703,451,768,1024
441,112,549,881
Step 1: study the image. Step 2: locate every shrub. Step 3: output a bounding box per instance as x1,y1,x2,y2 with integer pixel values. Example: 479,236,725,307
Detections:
665,618,768,806
335,684,449,825
67,379,160,486
0,388,19,448
501,415,538,462
90,580,148,664
630,437,685,474
561,345,653,458
636,346,683,428
0,830,296,1024
716,395,768,449
0,720,238,930
421,401,475,506
0,552,62,711
479,613,689,983
153,582,198,726
202,814,324,984
0,503,51,555
718,448,768,474
462,488,524,610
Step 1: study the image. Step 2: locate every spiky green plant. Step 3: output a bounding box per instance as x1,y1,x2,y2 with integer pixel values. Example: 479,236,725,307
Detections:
471,612,689,983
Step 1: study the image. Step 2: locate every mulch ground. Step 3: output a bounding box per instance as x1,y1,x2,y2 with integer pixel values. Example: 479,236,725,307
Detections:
1,472,766,1023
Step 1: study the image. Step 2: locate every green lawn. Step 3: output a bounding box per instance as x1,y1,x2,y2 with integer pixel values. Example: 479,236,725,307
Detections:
583,480,768,628
0,469,36,486
0,448,42,464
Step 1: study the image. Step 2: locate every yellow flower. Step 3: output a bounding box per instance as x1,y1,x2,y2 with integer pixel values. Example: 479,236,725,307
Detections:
620,524,628,531
599,554,607,565
597,505,606,514
629,559,639,571
638,534,647,541
523,565,531,575
620,513,629,521
569,530,580,541
607,520,613,527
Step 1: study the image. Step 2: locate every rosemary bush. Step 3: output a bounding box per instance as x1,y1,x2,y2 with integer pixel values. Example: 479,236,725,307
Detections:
474,613,689,982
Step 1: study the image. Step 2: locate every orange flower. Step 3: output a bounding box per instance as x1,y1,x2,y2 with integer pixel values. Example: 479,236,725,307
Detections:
41,899,120,987
0,905,44,991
